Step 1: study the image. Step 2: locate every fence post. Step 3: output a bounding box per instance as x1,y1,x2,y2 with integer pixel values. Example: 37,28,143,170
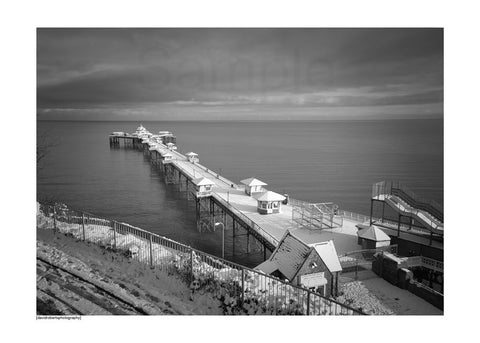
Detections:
306,290,311,316
149,233,154,268
190,249,194,282
112,221,117,250
53,204,57,233
241,269,245,305
82,212,86,241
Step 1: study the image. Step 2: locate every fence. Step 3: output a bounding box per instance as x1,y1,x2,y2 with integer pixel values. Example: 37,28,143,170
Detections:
405,256,444,273
338,210,372,224
36,202,363,315
290,198,344,229
338,210,437,238
339,245,398,267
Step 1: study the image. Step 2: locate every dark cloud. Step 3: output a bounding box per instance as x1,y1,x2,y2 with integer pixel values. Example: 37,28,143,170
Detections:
37,28,443,119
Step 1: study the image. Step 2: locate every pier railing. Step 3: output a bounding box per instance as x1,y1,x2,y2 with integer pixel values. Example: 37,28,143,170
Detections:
405,256,444,273
338,209,369,223
158,158,278,249
372,181,443,222
212,193,280,248
289,198,344,229
37,202,363,315
338,210,439,239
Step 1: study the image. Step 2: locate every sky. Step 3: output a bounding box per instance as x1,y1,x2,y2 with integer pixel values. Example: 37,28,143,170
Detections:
37,28,443,121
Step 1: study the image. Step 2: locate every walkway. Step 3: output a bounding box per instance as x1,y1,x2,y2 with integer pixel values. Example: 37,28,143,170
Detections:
150,142,364,255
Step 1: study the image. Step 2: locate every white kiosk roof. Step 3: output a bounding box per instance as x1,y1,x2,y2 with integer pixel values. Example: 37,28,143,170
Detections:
255,191,285,202
356,224,391,242
240,177,267,186
193,177,215,186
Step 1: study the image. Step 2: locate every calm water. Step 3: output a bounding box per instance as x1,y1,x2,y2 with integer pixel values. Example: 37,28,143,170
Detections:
37,119,443,266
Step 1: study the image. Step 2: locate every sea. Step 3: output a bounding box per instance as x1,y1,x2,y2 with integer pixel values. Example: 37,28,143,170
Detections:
37,119,443,267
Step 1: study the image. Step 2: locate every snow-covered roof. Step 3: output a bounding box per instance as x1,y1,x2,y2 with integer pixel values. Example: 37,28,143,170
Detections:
356,224,391,242
255,191,285,202
240,177,267,186
193,177,215,186
309,241,343,273
256,231,343,280
255,260,278,275
258,231,311,281
185,152,198,156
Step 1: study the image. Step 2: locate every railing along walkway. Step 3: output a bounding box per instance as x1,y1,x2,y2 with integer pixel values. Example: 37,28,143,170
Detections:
37,202,364,315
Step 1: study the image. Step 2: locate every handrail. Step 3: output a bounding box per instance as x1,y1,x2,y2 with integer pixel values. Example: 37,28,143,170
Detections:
339,245,398,258
158,157,279,248
212,193,279,247
391,187,443,223
409,279,444,297
385,195,440,228
373,181,443,223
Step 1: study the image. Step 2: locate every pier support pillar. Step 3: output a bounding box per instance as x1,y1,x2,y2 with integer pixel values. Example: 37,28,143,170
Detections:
370,199,374,225
232,219,236,256
397,214,401,237
381,201,385,223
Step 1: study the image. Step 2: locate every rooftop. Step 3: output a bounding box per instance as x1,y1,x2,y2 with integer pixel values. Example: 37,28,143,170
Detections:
240,177,267,187
193,177,215,186
356,224,391,242
255,191,285,202
309,241,342,273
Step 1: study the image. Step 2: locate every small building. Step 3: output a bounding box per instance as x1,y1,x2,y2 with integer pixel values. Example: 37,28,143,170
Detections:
240,177,267,196
192,177,215,198
356,223,391,249
166,142,177,151
255,191,286,214
255,231,342,297
185,152,199,163
161,152,173,164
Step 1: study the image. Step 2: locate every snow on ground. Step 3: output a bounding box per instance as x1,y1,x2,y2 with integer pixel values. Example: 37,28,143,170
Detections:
37,206,359,315
38,204,442,316
337,271,443,315
37,229,224,315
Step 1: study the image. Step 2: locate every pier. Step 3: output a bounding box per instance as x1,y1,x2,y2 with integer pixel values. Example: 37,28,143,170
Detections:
109,126,444,263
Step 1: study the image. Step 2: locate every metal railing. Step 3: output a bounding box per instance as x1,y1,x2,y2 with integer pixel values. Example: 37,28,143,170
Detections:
338,210,441,240
148,151,278,249
212,193,280,248
37,202,363,315
290,198,344,229
372,181,443,223
338,210,372,224
339,245,398,259
409,279,444,297
405,256,444,273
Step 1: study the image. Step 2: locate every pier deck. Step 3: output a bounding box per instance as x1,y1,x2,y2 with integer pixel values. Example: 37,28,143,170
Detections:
140,139,363,253
109,131,443,257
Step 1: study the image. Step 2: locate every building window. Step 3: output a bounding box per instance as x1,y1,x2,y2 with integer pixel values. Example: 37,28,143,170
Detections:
273,202,279,208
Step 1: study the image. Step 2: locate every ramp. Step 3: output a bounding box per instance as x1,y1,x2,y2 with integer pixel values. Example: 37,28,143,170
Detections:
372,181,443,235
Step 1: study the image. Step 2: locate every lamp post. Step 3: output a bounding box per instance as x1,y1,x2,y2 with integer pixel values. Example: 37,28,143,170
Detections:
215,222,225,259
